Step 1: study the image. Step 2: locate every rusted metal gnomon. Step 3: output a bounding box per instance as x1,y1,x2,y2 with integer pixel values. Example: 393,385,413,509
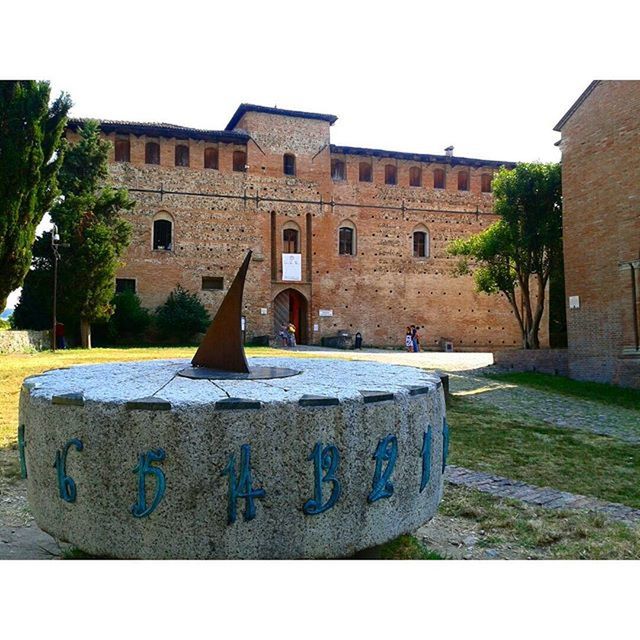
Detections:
178,250,299,381
191,250,252,373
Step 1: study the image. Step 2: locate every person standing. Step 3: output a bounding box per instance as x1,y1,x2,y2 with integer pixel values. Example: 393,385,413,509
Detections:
412,325,421,353
287,322,297,348
405,326,413,352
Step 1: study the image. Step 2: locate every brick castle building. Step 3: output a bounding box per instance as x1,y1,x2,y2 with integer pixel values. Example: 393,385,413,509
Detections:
555,81,640,387
67,104,534,349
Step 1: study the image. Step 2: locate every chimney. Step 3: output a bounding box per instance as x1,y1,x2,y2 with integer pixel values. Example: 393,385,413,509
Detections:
445,146,454,158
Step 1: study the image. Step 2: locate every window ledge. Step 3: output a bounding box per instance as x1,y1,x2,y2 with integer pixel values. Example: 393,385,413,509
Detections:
622,347,640,357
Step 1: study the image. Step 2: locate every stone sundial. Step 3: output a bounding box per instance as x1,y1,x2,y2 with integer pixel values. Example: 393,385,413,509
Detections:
17,250,448,559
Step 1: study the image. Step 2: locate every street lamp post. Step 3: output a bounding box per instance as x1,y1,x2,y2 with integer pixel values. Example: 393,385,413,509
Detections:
51,225,68,351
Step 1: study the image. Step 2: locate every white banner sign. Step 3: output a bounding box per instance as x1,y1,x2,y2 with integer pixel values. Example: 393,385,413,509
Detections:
319,309,333,317
282,253,302,281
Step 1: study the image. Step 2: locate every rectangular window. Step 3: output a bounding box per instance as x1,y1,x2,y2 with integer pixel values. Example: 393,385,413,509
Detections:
385,165,397,185
359,162,372,182
204,147,219,170
339,227,354,255
481,173,492,193
233,150,247,172
458,171,469,191
115,278,136,294
434,169,445,189
331,159,346,181
202,277,224,291
115,138,130,162
409,167,422,187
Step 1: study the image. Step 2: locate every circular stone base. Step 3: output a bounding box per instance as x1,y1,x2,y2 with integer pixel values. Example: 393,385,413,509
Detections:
19,357,447,559
177,365,301,380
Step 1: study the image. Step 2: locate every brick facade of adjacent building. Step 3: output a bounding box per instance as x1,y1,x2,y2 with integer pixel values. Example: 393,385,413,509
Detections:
67,104,542,349
555,81,640,387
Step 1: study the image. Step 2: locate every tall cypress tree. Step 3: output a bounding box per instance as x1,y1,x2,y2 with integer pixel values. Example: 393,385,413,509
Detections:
51,120,135,348
0,81,71,311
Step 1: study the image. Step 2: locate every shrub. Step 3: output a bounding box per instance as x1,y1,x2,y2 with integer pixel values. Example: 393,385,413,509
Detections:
155,285,210,343
0,318,11,331
100,290,151,344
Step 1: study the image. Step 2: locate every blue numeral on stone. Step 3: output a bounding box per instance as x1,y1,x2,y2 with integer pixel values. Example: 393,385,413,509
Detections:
442,417,450,472
303,442,341,515
420,426,432,493
221,444,266,525
131,448,166,518
18,424,27,479
368,435,398,503
53,438,84,503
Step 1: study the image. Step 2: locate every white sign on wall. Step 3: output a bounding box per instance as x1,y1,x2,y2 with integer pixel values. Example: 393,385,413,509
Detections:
282,253,302,281
319,309,333,317
569,296,580,309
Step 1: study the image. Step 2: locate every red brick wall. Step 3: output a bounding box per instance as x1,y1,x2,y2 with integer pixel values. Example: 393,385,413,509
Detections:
68,110,547,350
559,81,640,387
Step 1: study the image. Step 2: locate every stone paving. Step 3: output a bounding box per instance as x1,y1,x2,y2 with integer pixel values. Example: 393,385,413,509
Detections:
445,465,640,525
449,371,640,443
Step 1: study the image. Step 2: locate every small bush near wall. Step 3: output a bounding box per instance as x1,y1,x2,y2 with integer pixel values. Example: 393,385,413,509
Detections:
155,286,210,344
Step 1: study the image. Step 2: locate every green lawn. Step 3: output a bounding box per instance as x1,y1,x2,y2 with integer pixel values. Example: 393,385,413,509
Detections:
447,396,640,508
486,371,640,411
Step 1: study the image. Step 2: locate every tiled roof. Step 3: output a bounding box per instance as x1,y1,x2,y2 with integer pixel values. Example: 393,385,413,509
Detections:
225,104,338,130
67,118,250,143
330,144,516,169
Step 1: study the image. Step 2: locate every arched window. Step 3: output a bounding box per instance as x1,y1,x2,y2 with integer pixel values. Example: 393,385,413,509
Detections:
433,168,445,189
153,213,173,251
283,153,296,176
115,137,130,162
283,227,299,253
481,173,492,193
331,159,346,181
338,220,356,256
458,171,469,191
359,161,372,182
413,225,430,258
145,142,160,165
233,150,247,172
175,144,190,167
204,147,219,170
385,164,397,185
409,166,422,187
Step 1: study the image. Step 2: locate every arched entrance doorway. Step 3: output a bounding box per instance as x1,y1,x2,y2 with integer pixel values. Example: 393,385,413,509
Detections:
273,288,308,345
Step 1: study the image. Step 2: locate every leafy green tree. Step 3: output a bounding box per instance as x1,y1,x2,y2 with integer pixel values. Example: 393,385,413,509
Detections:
448,163,562,349
52,120,135,347
10,234,54,331
155,285,210,343
0,81,71,312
